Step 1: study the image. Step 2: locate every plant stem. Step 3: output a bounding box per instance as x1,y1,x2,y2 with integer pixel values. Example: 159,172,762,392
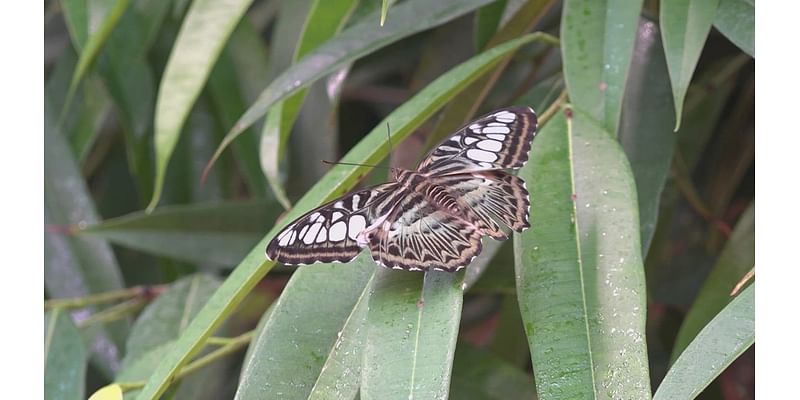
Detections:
45,285,166,310
78,298,146,328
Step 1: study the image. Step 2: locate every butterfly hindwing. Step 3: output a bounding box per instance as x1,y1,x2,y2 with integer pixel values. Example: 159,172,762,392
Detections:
433,170,531,234
266,183,400,265
367,190,483,272
417,106,537,175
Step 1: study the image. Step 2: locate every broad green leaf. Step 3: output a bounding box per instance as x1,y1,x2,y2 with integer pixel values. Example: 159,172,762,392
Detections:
121,275,225,400
212,0,499,162
361,270,464,399
236,254,374,400
671,203,754,361
619,18,676,255
450,343,537,400
45,103,128,377
660,0,720,129
149,0,254,211
45,310,87,400
81,200,278,269
63,0,131,110
561,0,644,134
654,284,754,400
713,0,754,57
514,109,650,399
136,34,543,400
260,0,358,209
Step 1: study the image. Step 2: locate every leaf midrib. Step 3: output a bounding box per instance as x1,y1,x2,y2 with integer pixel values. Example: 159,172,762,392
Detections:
566,112,599,395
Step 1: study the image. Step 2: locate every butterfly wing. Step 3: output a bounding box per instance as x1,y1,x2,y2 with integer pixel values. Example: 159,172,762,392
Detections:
433,170,531,235
417,106,537,175
366,190,484,272
266,183,401,265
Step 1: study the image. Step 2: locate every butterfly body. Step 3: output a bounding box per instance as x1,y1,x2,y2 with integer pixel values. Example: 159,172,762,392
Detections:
266,107,538,272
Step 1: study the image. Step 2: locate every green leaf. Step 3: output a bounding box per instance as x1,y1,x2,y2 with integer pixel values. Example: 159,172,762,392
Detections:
149,0,255,211
654,284,754,399
120,274,225,400
561,0,644,134
212,0,499,161
209,48,269,198
450,343,537,400
473,0,507,51
424,0,559,148
671,202,754,361
82,200,279,267
361,270,464,399
122,274,222,366
135,34,543,400
260,0,358,209
236,254,374,399
619,18,676,255
713,0,754,57
660,0,720,129
45,310,87,400
514,109,650,399
44,103,128,377
63,0,131,112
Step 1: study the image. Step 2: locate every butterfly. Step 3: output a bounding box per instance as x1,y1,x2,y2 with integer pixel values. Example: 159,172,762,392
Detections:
266,107,538,272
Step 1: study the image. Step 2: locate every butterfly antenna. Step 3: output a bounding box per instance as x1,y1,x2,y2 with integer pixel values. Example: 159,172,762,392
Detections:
321,159,391,170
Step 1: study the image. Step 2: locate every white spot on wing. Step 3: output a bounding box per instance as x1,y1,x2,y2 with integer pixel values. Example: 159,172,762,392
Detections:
487,133,506,141
352,194,361,208
315,227,327,243
466,149,498,162
348,215,367,240
304,222,323,244
278,232,292,246
477,140,502,152
469,123,481,130
332,212,344,222
482,126,510,134
463,137,478,145
330,221,347,241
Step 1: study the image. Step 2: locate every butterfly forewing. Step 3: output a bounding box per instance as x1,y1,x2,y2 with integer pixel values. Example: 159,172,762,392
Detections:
266,183,400,265
417,106,537,176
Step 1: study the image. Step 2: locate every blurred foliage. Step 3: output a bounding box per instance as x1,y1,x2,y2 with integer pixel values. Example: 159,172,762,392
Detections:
44,0,754,399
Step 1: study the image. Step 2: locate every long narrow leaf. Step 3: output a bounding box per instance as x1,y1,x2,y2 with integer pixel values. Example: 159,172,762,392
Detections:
654,284,754,399
561,0,644,134
235,254,374,400
135,34,544,400
361,270,464,399
149,0,254,211
713,0,754,57
660,0,720,129
45,103,128,377
45,310,87,400
81,201,279,267
671,203,754,361
619,18,676,255
260,0,358,209
209,0,498,168
63,0,131,112
514,109,650,399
